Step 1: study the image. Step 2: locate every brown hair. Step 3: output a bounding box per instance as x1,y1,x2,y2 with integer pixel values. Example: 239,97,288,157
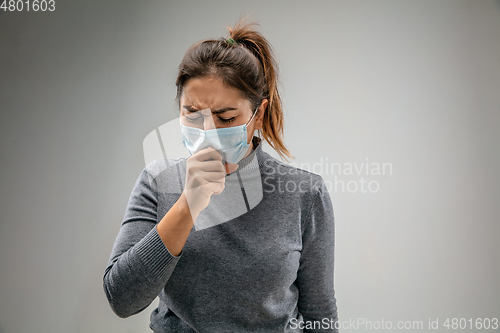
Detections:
175,17,293,160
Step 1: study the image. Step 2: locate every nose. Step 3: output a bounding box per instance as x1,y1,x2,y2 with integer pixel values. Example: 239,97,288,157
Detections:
202,115,217,131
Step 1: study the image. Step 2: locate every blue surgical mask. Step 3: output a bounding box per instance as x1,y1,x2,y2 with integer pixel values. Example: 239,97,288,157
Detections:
180,106,258,164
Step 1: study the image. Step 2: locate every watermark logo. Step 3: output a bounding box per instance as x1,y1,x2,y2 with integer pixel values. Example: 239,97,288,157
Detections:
262,157,393,194
292,157,393,194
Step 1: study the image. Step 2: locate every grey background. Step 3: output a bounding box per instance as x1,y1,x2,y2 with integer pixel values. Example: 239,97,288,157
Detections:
1,0,499,332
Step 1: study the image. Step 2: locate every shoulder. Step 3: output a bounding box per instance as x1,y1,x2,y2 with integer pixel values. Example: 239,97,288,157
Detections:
144,157,186,179
260,154,334,235
140,158,187,193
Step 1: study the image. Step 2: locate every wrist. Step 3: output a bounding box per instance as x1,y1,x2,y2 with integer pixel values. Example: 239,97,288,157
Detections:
178,191,199,223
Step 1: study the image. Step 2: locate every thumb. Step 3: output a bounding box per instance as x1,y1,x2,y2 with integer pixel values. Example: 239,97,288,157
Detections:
224,162,239,174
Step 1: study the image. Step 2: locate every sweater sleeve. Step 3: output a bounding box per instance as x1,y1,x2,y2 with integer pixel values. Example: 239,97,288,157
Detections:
296,176,339,332
103,166,182,318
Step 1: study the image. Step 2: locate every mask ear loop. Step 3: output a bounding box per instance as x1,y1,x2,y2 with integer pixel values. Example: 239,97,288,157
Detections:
245,105,260,127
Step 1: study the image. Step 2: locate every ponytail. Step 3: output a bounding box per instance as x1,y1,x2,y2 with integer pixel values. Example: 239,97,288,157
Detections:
226,19,293,160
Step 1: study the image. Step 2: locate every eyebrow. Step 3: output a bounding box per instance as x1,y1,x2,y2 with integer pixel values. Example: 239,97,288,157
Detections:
182,105,237,114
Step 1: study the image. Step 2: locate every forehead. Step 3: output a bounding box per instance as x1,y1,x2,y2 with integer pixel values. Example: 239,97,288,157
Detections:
181,77,249,108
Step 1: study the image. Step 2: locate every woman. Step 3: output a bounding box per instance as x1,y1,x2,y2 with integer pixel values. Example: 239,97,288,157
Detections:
103,19,339,332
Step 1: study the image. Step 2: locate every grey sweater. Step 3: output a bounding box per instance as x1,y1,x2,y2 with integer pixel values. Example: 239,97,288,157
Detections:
103,139,339,332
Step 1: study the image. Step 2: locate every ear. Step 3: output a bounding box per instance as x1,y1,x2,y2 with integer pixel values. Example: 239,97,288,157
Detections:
254,99,268,131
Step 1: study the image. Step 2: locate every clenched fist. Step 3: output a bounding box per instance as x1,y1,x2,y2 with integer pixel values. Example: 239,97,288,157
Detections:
183,147,239,221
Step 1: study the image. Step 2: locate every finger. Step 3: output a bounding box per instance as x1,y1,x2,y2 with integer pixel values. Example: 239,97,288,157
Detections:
191,160,225,173
193,147,222,162
200,170,226,182
193,181,225,196
225,162,239,174
208,181,225,195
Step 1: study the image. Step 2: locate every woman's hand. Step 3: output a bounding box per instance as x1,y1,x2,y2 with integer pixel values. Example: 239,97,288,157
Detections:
183,147,239,221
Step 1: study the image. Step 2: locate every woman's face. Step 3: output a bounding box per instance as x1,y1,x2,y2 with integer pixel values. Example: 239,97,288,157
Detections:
179,76,267,145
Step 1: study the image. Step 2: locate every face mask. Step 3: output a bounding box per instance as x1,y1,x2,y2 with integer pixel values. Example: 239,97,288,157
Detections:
180,106,258,164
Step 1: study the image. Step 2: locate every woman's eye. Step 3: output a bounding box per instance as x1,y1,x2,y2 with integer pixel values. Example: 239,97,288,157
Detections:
218,117,235,123
186,116,202,122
